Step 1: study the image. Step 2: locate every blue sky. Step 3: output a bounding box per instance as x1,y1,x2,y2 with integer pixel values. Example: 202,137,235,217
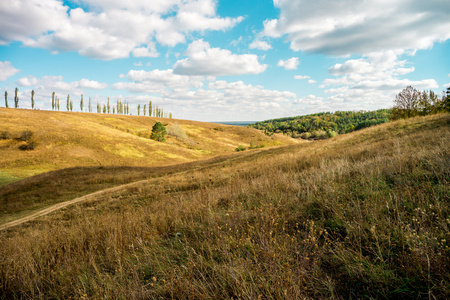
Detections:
1,0,449,121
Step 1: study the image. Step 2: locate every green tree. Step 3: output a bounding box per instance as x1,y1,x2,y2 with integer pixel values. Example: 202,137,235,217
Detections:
31,90,35,109
107,97,110,114
66,94,70,111
70,100,73,111
150,122,167,142
4,91,8,108
51,92,55,110
143,104,146,116
149,101,152,117
89,97,92,113
80,94,84,112
138,104,141,116
14,87,19,108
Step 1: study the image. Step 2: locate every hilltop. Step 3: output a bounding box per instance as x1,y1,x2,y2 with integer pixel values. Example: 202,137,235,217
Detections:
0,108,296,185
0,113,448,299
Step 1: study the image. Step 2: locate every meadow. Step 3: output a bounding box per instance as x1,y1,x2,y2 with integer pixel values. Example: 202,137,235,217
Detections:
0,112,449,299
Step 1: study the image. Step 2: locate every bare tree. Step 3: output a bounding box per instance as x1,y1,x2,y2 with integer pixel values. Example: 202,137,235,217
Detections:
391,86,423,120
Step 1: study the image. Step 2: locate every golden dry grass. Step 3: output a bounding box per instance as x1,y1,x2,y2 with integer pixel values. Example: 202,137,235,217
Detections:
0,113,449,299
0,108,296,184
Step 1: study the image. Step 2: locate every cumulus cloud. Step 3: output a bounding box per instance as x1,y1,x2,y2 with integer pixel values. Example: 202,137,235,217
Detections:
277,57,299,70
17,75,37,86
1,0,243,60
113,69,205,93
320,50,438,109
263,0,450,56
78,78,108,89
249,40,272,50
0,61,20,81
132,43,159,58
173,40,267,76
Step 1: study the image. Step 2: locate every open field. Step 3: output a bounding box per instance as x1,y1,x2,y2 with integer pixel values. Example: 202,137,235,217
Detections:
0,108,296,184
0,113,449,299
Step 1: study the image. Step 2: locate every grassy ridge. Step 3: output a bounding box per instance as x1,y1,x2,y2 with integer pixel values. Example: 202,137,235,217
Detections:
0,108,295,184
0,113,449,299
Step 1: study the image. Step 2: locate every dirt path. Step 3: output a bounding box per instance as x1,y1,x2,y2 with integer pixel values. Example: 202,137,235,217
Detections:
0,177,155,231
0,147,275,231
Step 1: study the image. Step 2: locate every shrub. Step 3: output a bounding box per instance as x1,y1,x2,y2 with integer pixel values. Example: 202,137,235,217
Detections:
249,141,265,149
235,145,246,152
167,124,189,141
0,131,9,140
150,122,167,142
327,130,337,138
301,132,311,139
311,130,328,139
19,130,33,142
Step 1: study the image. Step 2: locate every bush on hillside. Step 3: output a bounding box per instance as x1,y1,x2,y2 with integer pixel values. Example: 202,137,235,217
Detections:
150,122,167,142
235,145,246,152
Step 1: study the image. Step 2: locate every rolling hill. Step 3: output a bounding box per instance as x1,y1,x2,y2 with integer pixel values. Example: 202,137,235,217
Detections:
0,113,448,299
0,107,297,186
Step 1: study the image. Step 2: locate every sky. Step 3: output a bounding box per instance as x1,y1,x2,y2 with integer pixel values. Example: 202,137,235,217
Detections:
1,0,449,122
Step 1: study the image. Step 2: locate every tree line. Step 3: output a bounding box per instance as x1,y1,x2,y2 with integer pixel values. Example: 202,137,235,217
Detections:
250,109,391,139
3,88,173,119
390,86,450,120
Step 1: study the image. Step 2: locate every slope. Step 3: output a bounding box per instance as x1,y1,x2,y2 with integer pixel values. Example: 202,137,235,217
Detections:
0,107,296,185
0,113,449,299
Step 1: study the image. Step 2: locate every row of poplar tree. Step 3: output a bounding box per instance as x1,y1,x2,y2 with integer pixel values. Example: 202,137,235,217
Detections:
3,88,172,119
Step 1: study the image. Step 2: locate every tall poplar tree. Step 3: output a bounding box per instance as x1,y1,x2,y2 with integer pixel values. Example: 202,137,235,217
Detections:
4,91,8,108
31,90,35,109
66,94,70,111
144,104,146,116
137,104,141,116
51,92,55,110
80,94,84,111
107,97,110,114
14,87,19,108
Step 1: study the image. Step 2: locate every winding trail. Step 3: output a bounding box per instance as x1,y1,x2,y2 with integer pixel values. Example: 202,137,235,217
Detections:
0,146,289,231
0,177,153,231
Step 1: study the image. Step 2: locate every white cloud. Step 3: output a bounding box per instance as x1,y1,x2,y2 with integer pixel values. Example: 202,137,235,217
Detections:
249,40,272,50
17,75,37,86
263,0,450,56
321,50,439,110
277,57,299,70
133,62,143,67
113,69,205,93
132,44,159,58
0,61,20,81
308,79,316,84
173,39,267,76
294,75,310,80
78,78,108,89
1,0,243,60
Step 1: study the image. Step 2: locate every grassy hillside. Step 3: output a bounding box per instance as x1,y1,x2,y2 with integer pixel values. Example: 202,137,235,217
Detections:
0,108,296,185
0,113,449,299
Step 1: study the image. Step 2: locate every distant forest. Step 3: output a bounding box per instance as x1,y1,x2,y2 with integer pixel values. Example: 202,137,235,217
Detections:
249,109,391,139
